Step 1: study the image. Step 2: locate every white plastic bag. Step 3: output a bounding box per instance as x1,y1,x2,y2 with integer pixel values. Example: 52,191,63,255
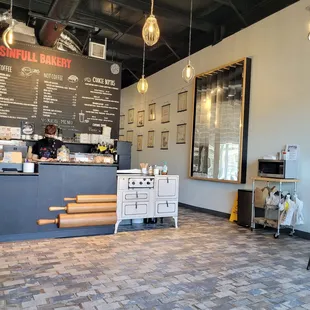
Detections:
280,196,296,226
295,197,304,226
266,192,280,206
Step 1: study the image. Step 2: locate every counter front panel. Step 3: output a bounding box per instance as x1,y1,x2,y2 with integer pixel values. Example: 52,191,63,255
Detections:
0,163,117,241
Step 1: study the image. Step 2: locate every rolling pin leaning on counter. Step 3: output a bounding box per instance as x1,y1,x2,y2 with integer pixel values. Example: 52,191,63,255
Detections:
37,194,117,229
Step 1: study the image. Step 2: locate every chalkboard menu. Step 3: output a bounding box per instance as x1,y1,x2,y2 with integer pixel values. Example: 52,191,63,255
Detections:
0,41,121,138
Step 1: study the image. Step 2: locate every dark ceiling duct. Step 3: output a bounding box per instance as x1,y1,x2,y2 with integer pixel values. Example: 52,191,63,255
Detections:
39,0,82,47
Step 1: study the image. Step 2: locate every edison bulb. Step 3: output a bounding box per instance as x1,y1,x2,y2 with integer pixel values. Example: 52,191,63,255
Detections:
3,25,14,49
182,62,195,83
142,15,160,46
137,75,148,94
7,28,13,45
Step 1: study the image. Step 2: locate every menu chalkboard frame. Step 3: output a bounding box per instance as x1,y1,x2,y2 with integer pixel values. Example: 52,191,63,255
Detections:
0,40,122,139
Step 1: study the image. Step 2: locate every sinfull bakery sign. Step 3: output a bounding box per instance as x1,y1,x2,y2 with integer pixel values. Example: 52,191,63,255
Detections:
0,45,72,68
0,41,121,138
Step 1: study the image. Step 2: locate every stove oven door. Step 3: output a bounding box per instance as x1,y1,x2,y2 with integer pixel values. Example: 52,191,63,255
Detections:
123,202,148,218
123,191,149,201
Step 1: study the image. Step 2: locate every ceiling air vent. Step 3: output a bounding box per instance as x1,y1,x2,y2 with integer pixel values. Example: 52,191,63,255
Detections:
88,41,107,60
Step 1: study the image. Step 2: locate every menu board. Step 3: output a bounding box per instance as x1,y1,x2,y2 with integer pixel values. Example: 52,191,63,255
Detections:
0,41,121,138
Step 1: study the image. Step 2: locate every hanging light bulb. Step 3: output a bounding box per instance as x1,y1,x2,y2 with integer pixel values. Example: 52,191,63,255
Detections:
7,27,13,44
137,36,149,94
137,75,149,94
142,0,160,46
3,26,13,48
2,0,15,49
182,60,195,83
182,0,195,83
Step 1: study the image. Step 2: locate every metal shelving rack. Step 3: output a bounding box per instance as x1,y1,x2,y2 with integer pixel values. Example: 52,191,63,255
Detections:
251,177,299,238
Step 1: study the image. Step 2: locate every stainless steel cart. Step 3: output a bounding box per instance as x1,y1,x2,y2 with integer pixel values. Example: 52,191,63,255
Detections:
251,177,299,238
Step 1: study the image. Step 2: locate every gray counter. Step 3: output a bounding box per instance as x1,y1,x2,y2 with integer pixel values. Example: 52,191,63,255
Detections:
0,163,117,242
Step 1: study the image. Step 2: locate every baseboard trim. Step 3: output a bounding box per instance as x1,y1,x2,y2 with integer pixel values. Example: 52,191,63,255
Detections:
294,230,310,240
179,202,230,219
179,203,310,240
0,226,114,243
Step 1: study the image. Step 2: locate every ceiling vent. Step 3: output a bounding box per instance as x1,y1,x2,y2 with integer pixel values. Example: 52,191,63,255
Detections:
88,40,107,60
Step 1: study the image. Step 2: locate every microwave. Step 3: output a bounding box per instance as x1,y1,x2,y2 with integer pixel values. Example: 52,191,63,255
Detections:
258,159,298,179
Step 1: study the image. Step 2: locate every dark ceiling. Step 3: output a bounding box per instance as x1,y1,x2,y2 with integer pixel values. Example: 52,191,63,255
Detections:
0,0,300,88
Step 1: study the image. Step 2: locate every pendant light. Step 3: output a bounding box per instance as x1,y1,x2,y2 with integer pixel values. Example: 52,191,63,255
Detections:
137,40,148,94
142,0,160,46
182,0,195,83
2,0,16,49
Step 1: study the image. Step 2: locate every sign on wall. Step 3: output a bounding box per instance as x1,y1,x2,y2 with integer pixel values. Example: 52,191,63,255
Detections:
0,41,121,138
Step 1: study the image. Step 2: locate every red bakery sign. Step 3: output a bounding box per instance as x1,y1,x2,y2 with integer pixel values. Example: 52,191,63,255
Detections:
0,45,72,68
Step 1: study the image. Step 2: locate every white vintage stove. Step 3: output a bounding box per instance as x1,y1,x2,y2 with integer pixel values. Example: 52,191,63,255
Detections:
115,174,179,233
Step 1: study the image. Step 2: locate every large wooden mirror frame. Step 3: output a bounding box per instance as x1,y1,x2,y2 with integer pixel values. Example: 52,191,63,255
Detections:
190,58,251,184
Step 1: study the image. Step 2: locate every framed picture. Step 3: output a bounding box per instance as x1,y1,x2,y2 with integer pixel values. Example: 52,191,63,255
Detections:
119,135,125,141
119,115,125,129
147,130,155,148
137,110,145,127
178,91,188,112
137,135,143,151
127,130,133,143
128,108,134,124
148,103,156,121
161,104,170,123
161,131,169,150
177,123,186,144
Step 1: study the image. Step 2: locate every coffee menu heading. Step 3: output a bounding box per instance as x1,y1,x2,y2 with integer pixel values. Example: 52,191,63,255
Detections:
0,41,121,138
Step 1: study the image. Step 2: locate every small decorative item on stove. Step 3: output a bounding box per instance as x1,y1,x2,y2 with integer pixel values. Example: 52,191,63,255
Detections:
140,163,148,175
148,165,153,176
154,165,159,175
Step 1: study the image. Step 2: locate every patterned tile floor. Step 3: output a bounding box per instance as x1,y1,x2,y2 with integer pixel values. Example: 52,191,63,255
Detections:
1,208,310,310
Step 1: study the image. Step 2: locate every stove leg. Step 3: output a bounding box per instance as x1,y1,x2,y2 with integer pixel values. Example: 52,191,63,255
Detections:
173,216,178,228
114,220,121,234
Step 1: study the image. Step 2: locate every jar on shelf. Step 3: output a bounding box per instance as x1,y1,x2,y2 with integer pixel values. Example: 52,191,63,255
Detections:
57,145,70,162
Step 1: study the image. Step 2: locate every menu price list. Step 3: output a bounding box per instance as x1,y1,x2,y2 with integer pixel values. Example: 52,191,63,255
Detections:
80,77,120,133
40,73,79,134
0,65,39,121
0,41,121,138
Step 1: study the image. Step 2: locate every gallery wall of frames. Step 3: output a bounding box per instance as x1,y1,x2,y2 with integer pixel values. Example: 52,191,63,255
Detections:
118,90,188,151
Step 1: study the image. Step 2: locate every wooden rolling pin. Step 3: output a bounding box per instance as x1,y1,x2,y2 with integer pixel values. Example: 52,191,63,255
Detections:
64,194,117,203
37,212,116,228
49,202,116,214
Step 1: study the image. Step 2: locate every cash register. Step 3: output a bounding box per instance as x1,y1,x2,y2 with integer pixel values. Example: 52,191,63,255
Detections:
0,145,27,172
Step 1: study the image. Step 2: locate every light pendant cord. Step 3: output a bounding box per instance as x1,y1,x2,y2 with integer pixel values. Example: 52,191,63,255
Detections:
142,14,147,76
151,0,154,15
188,0,193,58
10,0,13,16
142,41,146,76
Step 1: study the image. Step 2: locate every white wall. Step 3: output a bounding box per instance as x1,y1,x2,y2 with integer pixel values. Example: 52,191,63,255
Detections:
120,0,310,232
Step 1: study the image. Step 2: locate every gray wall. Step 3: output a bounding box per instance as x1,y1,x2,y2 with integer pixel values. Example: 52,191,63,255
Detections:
120,0,310,233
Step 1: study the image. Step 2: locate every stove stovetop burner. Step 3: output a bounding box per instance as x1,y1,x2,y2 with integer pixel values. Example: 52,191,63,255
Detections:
128,177,154,188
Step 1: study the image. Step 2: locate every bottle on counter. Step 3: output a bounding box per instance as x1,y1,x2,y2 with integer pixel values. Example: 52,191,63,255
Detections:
148,165,153,176
162,162,168,175
57,127,63,141
154,165,159,175
27,146,33,160
57,145,70,162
